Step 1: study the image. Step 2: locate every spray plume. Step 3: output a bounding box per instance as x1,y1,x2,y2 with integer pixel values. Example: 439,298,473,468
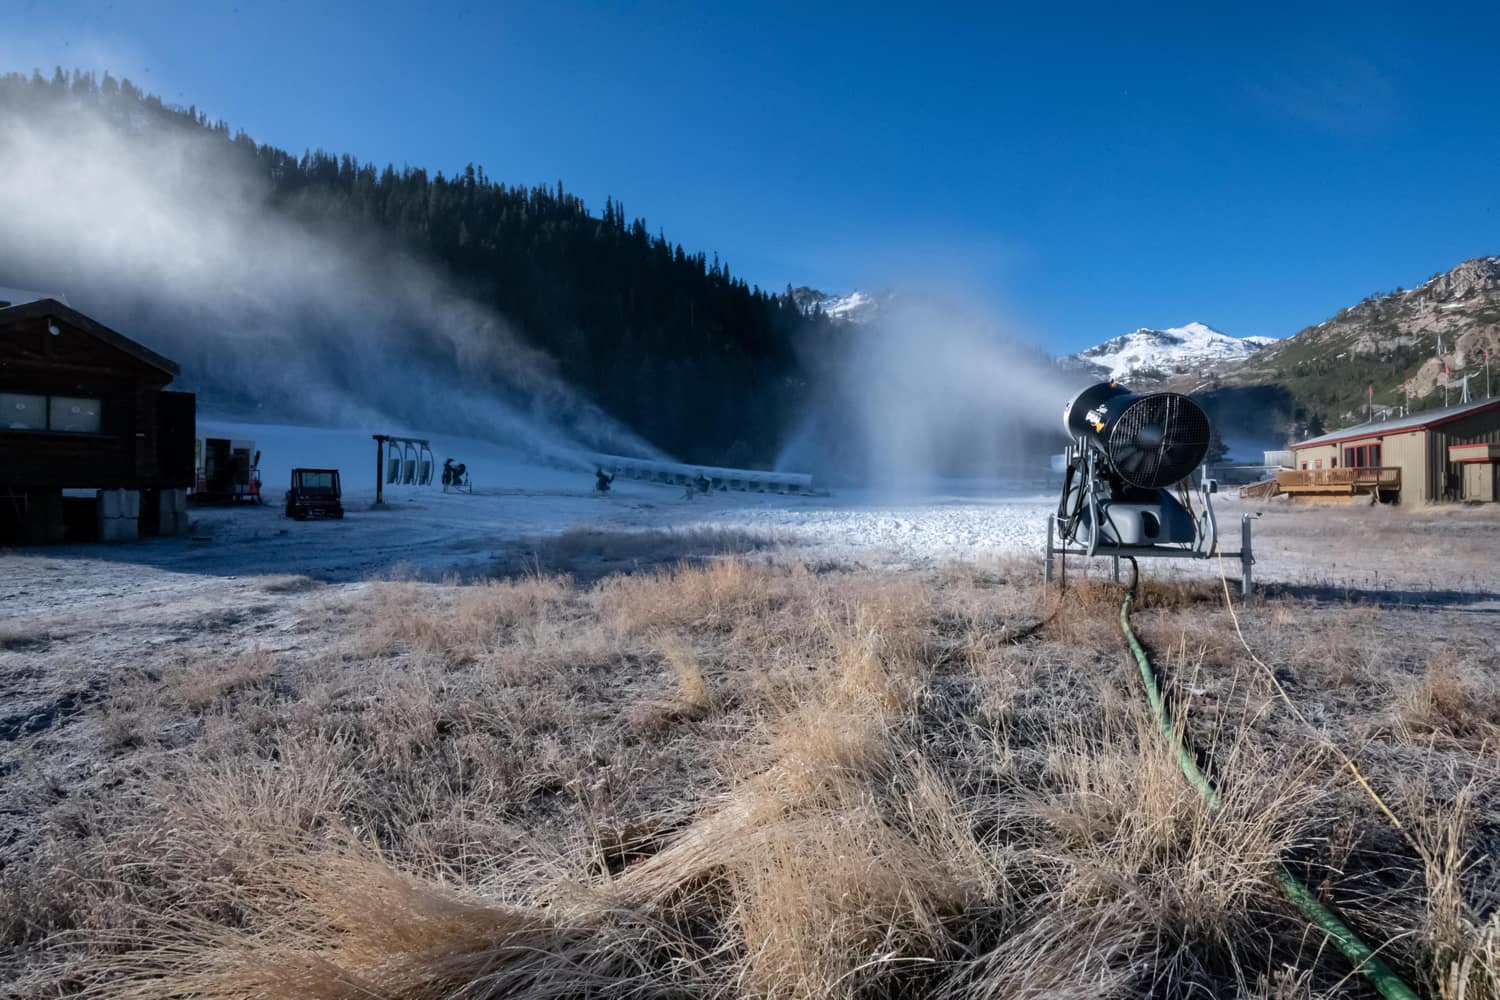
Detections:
779,294,1084,489
0,92,660,464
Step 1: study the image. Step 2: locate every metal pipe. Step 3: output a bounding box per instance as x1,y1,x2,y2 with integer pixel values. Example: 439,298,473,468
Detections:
373,435,384,505
1043,514,1055,585
1240,514,1255,599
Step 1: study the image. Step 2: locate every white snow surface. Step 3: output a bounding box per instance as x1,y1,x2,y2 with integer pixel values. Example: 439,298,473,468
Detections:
16,420,1054,583
1074,322,1274,381
821,290,880,322
794,288,885,324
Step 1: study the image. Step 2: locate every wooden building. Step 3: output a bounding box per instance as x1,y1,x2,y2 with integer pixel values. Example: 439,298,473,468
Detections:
1,298,195,543
1287,397,1500,503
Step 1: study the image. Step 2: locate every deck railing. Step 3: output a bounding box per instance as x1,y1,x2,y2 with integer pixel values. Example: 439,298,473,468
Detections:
1276,467,1401,492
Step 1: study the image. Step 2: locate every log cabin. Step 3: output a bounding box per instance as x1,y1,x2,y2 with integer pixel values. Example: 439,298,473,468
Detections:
0,297,194,543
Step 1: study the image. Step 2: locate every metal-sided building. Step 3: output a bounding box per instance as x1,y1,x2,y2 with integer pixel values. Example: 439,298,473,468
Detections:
1,297,196,543
1289,397,1500,503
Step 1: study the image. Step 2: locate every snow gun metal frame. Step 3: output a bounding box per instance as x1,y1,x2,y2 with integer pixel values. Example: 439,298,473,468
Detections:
1044,381,1255,598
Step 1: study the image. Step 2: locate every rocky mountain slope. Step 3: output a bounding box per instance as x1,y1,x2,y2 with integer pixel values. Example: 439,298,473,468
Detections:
1224,255,1500,424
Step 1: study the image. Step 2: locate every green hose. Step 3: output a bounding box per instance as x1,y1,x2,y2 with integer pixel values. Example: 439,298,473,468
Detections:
1119,592,1419,1000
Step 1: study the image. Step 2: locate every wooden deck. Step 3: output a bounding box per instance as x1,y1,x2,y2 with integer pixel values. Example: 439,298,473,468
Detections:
1238,478,1281,499
1273,467,1401,500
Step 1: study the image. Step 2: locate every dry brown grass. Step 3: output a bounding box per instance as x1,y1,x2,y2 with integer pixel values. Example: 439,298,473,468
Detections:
166,647,279,710
626,633,718,736
1393,649,1500,751
258,573,324,594
2,554,1495,999
1415,782,1500,1000
0,623,57,651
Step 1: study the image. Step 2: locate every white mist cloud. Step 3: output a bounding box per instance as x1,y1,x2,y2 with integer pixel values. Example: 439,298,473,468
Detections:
0,94,660,464
778,294,1085,488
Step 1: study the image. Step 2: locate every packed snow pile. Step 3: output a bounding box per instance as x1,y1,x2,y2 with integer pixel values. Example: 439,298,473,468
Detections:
1073,322,1275,381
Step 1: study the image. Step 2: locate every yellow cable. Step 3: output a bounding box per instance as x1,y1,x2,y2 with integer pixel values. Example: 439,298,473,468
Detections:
1213,542,1413,844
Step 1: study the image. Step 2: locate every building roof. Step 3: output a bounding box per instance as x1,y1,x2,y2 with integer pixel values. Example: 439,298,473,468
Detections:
1292,396,1500,450
0,286,69,308
0,298,179,377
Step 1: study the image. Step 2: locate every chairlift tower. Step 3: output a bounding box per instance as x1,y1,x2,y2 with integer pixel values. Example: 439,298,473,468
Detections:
1455,370,1477,405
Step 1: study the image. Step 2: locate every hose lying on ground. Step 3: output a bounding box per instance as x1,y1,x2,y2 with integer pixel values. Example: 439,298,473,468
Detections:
1119,586,1419,1000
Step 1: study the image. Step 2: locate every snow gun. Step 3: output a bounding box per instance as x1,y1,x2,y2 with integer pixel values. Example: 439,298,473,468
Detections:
1044,381,1255,596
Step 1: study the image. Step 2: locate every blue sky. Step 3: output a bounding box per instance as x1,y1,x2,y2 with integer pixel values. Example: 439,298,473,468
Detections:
5,2,1499,352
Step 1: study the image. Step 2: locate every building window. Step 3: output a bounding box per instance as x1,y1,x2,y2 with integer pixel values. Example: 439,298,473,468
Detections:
0,392,103,433
1342,444,1384,468
48,396,103,433
0,392,47,430
1315,458,1323,469
1301,461,1308,470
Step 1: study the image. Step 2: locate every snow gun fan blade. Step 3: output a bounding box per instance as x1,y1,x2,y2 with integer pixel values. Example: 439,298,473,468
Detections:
1106,393,1211,489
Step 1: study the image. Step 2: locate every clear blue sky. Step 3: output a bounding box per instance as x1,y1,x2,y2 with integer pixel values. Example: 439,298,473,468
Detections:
5,1,1499,352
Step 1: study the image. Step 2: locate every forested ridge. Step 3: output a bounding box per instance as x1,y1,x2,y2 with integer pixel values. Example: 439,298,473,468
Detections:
1,68,847,465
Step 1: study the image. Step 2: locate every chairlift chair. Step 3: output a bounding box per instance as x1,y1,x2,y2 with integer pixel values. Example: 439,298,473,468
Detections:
397,441,413,485
416,443,434,486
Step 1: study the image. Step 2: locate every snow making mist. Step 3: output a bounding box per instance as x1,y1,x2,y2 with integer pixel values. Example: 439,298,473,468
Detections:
0,95,659,466
777,295,1084,490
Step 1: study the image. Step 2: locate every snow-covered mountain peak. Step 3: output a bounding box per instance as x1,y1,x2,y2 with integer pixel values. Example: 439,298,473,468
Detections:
789,286,885,324
1074,322,1275,381
1163,321,1225,339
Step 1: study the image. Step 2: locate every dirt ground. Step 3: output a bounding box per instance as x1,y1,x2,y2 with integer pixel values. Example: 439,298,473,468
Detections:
1,499,1497,998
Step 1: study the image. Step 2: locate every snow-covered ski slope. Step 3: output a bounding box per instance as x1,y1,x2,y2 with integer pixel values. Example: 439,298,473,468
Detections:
77,420,1052,581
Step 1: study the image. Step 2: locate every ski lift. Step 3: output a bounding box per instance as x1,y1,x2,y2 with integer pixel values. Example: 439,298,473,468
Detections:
372,434,437,504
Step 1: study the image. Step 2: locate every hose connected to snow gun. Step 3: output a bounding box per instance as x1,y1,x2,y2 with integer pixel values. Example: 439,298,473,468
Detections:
1118,580,1419,1000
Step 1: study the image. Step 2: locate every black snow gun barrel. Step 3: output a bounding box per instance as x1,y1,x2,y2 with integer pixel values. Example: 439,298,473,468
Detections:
1062,382,1212,489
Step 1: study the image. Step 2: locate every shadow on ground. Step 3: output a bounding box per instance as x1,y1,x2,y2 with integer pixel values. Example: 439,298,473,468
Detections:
1263,581,1500,612
490,526,795,583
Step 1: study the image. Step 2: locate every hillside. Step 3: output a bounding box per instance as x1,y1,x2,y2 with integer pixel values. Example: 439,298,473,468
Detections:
0,69,839,466
1224,256,1500,427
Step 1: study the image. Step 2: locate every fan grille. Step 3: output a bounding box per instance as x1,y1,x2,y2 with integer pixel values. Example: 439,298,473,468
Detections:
1107,393,1211,489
